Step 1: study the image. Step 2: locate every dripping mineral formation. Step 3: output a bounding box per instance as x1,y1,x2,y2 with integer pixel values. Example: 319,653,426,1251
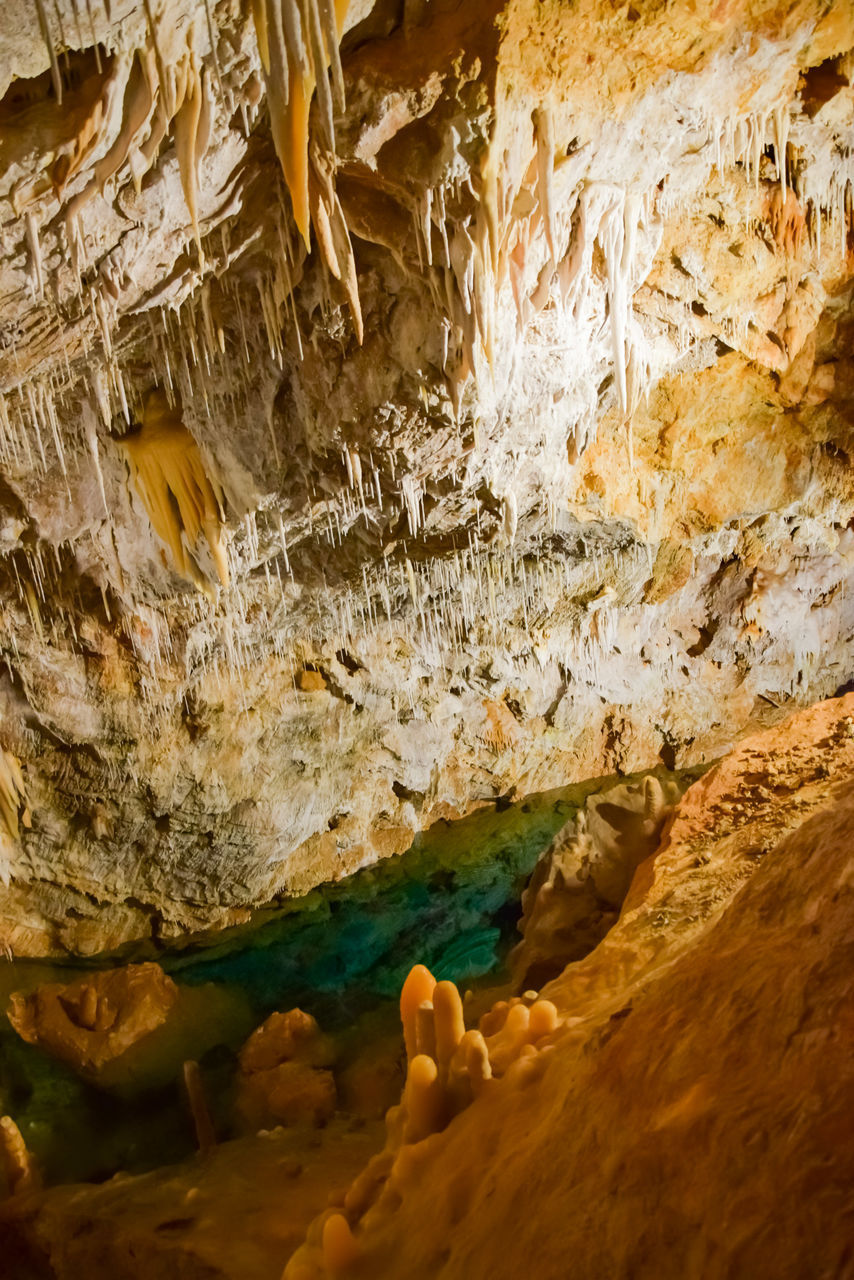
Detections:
1,698,853,1275
0,0,851,955
0,0,852,1273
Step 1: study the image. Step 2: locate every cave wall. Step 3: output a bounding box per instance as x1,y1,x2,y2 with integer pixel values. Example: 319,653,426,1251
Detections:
0,0,853,954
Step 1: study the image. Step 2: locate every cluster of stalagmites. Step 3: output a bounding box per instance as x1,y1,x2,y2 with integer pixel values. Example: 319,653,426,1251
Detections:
0,955,561,1261
284,964,559,1279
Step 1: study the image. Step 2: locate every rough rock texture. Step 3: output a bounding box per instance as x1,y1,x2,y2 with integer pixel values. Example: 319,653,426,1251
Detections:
510,771,687,988
5,693,853,1278
0,1119,384,1277
283,693,854,1279
234,1008,337,1131
0,1,853,952
7,962,178,1079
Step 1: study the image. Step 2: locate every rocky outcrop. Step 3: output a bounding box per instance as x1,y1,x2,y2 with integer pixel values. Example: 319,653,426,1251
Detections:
510,771,687,988
0,1,852,953
234,1007,337,1131
7,962,179,1080
4,693,853,1278
283,692,854,1278
0,1119,384,1278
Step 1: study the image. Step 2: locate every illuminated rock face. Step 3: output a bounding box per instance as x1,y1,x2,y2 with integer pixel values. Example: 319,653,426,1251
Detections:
2,696,852,1278
7,963,179,1080
283,694,854,1280
0,1,853,953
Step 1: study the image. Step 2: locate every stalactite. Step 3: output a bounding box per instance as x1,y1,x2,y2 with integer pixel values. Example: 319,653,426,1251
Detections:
251,0,357,333
66,49,157,226
24,214,44,300
33,0,63,103
120,388,229,593
174,53,207,263
0,749,30,843
534,106,556,261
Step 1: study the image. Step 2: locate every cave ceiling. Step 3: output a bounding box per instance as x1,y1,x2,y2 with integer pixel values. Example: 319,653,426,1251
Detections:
0,0,852,955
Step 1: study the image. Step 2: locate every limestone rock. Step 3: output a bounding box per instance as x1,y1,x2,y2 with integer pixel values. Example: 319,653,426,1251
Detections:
511,772,688,988
0,0,850,968
235,1009,337,1132
0,1120,383,1279
283,693,854,1278
7,963,179,1080
3,695,854,1276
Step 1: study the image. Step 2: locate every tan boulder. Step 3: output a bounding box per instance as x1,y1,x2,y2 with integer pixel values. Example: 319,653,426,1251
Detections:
235,1009,337,1132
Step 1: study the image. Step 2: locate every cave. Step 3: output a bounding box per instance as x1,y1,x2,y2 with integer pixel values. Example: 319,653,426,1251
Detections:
0,0,852,1276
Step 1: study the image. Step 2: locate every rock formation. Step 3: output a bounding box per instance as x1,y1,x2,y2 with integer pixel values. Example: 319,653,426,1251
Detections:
6,962,179,1079
511,771,688,987
0,0,852,955
282,694,854,1279
1,0,854,1272
234,1007,337,1131
2,694,853,1277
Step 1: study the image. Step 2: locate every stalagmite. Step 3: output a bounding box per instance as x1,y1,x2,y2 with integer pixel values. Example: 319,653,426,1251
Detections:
284,962,565,1277
0,1116,39,1197
183,1059,217,1154
432,980,466,1081
322,1213,359,1272
400,964,436,1060
77,984,99,1031
402,1053,444,1142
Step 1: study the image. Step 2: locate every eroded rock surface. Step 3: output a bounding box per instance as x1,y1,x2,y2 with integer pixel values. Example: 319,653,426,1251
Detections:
7,962,178,1079
235,1008,337,1131
0,1119,384,1279
5,694,853,1278
0,1,852,952
510,771,688,988
284,692,854,1279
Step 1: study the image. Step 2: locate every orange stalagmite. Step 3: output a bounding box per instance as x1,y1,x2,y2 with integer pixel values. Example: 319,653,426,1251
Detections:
399,964,436,1061
284,965,561,1278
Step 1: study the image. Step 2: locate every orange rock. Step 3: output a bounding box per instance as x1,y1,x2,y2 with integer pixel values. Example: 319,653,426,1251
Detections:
512,773,686,989
338,1046,403,1122
285,695,854,1279
238,1009,334,1074
235,1009,337,1132
297,669,327,692
236,1061,337,1132
7,963,179,1080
